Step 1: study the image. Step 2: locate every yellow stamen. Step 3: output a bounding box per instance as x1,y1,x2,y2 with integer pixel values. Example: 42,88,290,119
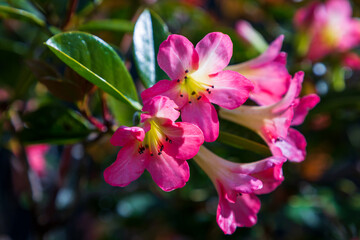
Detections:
143,120,165,156
179,70,214,102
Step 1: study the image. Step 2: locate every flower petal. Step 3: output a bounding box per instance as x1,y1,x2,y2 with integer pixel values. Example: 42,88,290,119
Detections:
272,71,303,114
110,126,145,146
242,156,286,194
104,144,146,187
244,63,290,106
181,97,219,142
141,80,188,109
157,34,199,80
292,94,320,126
161,122,204,160
146,151,190,191
326,0,352,18
270,128,307,162
237,35,285,69
141,95,180,122
195,32,233,75
217,189,260,234
206,70,253,109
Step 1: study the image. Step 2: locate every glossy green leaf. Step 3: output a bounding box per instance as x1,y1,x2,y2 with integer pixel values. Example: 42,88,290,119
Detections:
217,131,271,157
133,9,170,88
79,19,134,33
0,5,45,27
45,32,142,110
19,105,92,144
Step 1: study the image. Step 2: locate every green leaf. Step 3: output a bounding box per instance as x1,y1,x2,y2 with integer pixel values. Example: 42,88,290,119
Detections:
19,105,92,144
217,131,271,157
79,19,134,33
45,32,142,110
0,5,45,27
133,9,170,88
107,97,135,126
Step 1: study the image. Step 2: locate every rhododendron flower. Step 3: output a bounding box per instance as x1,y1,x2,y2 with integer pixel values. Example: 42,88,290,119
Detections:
220,72,319,162
294,0,360,61
141,32,253,142
193,146,286,234
104,96,204,191
292,94,321,126
25,144,50,177
227,35,291,105
235,20,268,53
342,53,360,70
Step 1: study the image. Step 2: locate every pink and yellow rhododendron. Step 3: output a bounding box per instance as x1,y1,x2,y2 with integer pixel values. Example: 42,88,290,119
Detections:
104,96,204,191
294,0,360,61
141,32,254,142
227,35,291,105
193,146,286,234
220,72,320,162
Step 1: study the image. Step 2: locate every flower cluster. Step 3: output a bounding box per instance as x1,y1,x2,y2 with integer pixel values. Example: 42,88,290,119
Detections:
294,0,360,62
105,29,319,234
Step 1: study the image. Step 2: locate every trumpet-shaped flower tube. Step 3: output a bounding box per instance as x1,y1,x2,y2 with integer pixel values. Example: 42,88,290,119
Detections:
104,96,204,191
227,34,291,106
141,33,253,142
220,72,318,162
294,0,360,61
193,146,286,234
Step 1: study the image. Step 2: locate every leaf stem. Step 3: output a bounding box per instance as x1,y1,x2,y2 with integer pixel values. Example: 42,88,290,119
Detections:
62,0,78,30
217,131,271,157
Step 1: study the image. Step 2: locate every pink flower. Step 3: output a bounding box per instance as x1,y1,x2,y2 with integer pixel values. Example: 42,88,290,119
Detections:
220,72,319,162
292,94,321,126
235,20,269,53
294,0,360,61
193,146,286,234
141,33,254,142
342,53,360,70
25,144,50,177
227,35,291,105
104,96,204,191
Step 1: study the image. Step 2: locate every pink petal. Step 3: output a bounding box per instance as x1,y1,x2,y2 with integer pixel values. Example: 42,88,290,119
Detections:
275,52,287,65
292,94,320,126
181,97,219,142
161,122,204,160
146,151,190,191
240,156,286,195
326,0,352,18
227,35,290,106
246,63,291,106
239,35,285,68
272,71,303,114
342,52,360,69
110,126,145,146
338,20,360,51
141,95,180,122
104,144,147,187
217,188,260,234
294,2,320,28
224,174,263,202
270,128,307,162
141,80,188,109
306,33,333,61
206,70,253,109
235,20,268,52
157,34,199,80
26,144,50,177
195,32,233,75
